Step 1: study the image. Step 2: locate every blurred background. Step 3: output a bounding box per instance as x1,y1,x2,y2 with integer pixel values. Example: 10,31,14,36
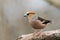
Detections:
0,0,60,40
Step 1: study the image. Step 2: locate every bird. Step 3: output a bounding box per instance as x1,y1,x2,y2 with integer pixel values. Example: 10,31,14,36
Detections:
24,11,51,38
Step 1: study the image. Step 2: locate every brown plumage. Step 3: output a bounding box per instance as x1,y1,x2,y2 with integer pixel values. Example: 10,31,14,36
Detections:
24,11,51,29
24,11,51,38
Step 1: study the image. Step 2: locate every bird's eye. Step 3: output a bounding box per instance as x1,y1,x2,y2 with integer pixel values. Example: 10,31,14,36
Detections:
27,14,29,15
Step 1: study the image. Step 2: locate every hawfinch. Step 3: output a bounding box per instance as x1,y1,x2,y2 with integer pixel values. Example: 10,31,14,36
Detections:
24,11,51,38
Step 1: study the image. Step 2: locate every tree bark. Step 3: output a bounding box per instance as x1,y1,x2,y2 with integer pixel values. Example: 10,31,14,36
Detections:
16,29,60,40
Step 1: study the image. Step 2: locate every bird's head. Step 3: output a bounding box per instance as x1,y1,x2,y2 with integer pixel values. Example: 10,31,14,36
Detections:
24,11,35,21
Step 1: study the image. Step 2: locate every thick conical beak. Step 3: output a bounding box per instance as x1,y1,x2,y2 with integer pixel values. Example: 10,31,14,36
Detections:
24,14,27,17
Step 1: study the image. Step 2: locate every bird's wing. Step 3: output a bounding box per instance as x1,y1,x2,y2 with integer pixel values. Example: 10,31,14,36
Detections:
42,20,51,24
38,16,51,24
38,16,45,22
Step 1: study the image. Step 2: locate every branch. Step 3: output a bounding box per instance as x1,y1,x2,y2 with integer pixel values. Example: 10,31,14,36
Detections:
16,29,60,40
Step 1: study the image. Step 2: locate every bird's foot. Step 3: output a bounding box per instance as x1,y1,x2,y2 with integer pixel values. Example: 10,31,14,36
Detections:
33,32,42,39
33,32,46,39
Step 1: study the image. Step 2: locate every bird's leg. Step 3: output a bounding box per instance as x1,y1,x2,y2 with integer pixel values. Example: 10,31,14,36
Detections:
33,29,42,38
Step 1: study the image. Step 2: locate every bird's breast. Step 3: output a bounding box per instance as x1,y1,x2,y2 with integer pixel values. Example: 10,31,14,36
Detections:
30,20,45,29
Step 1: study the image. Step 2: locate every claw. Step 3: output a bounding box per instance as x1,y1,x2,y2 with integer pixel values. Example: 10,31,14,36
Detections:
33,32,41,38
